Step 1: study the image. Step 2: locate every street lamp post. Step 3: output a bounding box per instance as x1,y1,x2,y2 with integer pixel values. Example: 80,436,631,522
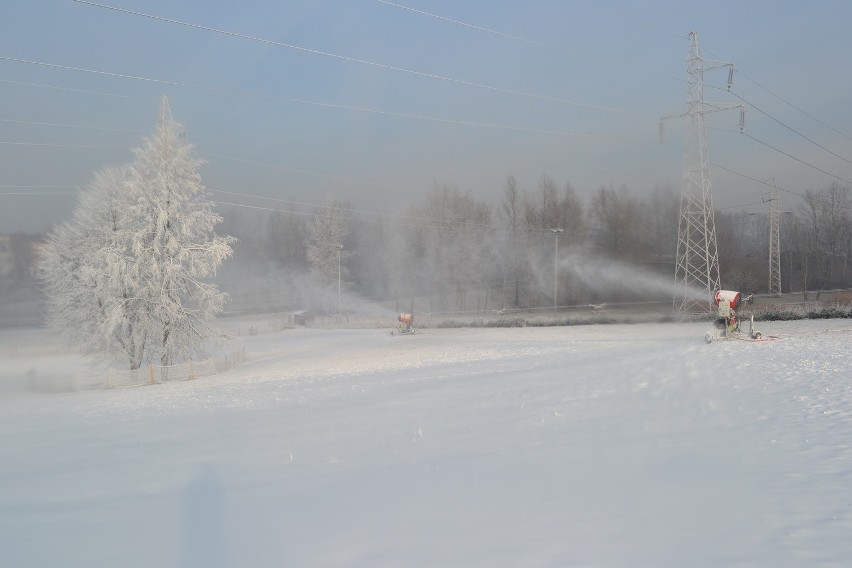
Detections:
550,228,563,315
337,244,343,321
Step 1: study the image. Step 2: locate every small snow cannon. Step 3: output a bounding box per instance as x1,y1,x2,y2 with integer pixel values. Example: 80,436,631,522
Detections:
705,289,761,343
392,312,415,335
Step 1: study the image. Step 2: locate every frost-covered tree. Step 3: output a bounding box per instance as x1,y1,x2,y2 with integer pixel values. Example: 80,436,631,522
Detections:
497,175,527,307
306,196,346,284
39,97,233,369
40,166,145,365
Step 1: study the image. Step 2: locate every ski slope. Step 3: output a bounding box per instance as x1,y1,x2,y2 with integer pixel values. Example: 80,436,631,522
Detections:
1,319,851,567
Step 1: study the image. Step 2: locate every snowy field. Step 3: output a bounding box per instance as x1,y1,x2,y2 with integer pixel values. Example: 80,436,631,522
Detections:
1,318,851,567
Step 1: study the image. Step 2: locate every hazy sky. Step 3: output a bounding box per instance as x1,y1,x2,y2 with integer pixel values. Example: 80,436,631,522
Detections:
2,0,851,233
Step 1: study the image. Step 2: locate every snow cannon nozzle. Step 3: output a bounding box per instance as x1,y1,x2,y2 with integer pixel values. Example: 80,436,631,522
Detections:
713,289,742,311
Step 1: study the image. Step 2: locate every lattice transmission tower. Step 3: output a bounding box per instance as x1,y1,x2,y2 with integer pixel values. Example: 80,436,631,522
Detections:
661,31,745,314
767,179,782,297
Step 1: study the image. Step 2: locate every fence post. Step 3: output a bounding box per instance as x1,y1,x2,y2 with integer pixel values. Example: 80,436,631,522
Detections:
188,360,194,380
150,364,155,385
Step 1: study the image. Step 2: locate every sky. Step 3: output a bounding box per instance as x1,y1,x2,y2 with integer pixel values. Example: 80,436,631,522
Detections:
2,0,852,234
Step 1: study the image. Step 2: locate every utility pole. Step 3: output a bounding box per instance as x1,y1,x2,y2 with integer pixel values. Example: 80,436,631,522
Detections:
550,228,563,315
337,243,343,321
661,31,745,314
767,179,782,297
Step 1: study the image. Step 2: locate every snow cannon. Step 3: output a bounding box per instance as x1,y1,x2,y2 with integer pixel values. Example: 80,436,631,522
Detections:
705,289,761,343
392,313,415,335
714,290,742,317
713,290,743,333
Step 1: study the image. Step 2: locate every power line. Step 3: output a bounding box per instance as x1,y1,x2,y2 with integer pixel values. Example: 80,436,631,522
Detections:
0,141,128,149
707,127,852,189
72,0,648,117
203,154,412,193
737,69,852,142
210,198,526,236
740,132,852,186
0,185,79,188
209,188,511,232
535,162,659,180
729,90,852,166
0,77,157,101
376,0,544,47
1,112,646,195
0,192,77,196
0,56,636,139
376,0,684,84
0,117,138,134
718,200,768,211
575,0,690,41
2,111,659,217
702,46,852,142
710,161,831,206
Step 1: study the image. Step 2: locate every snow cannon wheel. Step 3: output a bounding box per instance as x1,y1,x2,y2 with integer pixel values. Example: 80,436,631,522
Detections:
704,331,714,344
751,331,762,340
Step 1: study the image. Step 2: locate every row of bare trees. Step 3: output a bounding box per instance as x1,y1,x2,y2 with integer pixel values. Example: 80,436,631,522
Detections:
215,176,679,311
213,176,847,315
715,183,851,297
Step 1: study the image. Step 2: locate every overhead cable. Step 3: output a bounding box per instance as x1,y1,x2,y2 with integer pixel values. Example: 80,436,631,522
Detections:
71,0,647,116
0,56,634,139
376,0,684,84
729,91,852,166
740,132,852,186
702,46,852,142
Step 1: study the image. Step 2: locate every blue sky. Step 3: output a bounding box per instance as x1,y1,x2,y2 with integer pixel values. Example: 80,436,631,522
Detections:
2,0,851,233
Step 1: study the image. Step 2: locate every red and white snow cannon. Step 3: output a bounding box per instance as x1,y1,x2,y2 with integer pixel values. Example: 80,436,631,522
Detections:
705,289,760,343
392,312,415,335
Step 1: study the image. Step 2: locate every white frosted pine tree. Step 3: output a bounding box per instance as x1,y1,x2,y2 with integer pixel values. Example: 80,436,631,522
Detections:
39,97,233,369
40,166,147,367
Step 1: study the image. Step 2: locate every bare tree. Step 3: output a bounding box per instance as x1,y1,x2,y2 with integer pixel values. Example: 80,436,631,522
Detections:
408,184,492,312
265,208,308,269
800,183,851,296
641,184,679,269
589,185,641,256
498,175,526,307
306,197,346,284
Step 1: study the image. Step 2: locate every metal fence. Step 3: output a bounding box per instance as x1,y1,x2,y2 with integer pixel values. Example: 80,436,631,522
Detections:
106,348,246,388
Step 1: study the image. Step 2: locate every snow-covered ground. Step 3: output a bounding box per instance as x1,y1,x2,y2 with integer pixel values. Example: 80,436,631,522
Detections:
1,319,851,567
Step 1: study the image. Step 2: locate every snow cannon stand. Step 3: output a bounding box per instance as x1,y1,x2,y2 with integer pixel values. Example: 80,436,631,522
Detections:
704,290,763,343
392,313,415,335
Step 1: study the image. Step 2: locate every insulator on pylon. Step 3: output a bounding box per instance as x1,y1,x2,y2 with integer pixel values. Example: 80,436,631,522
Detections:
739,107,745,131
727,67,734,90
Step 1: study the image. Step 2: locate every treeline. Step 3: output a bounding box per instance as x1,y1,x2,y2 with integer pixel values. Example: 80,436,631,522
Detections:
214,177,851,315
2,178,849,320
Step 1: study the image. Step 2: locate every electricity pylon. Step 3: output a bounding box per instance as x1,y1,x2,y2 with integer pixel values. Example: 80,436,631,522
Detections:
661,31,745,314
767,179,782,297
